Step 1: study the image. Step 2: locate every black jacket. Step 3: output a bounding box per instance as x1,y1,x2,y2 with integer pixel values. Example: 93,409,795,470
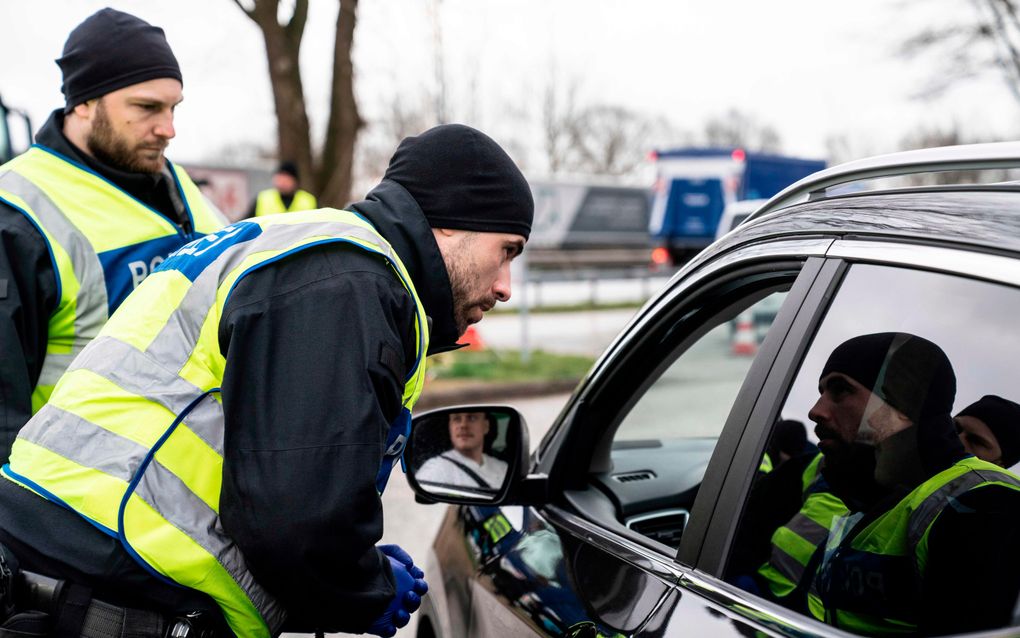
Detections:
0,110,190,462
0,179,460,634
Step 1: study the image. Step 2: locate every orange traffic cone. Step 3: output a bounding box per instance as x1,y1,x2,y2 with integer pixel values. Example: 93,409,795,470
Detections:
731,312,757,356
461,325,486,351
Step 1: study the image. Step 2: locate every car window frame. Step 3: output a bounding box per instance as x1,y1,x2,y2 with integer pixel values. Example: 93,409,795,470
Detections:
532,239,835,566
692,241,1020,637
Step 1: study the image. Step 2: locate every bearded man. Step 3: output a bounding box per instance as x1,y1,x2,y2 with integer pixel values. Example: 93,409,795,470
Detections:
0,8,224,463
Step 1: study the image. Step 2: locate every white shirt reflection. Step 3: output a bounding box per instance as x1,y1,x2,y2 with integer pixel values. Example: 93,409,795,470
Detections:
417,449,508,489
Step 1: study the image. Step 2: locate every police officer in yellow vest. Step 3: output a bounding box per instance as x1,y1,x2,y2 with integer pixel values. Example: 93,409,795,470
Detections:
250,161,318,217
803,333,1020,635
0,9,224,463
0,124,533,637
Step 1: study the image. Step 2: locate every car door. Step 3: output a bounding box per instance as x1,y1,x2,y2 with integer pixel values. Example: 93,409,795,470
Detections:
464,238,837,637
693,240,1020,637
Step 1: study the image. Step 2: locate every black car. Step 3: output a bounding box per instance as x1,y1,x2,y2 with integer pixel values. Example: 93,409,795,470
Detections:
404,143,1020,638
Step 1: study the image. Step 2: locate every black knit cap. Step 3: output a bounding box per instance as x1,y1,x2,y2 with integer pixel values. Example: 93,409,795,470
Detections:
58,8,182,111
958,395,1020,467
820,332,956,424
277,161,299,180
822,332,963,473
382,124,534,240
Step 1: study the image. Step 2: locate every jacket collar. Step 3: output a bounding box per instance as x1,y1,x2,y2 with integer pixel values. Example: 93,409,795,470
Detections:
350,180,463,355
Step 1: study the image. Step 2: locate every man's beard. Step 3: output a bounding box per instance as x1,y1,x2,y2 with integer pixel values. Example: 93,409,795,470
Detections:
443,239,496,336
86,100,166,174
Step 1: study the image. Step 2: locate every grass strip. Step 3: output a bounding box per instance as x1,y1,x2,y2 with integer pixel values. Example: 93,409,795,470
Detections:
430,349,595,382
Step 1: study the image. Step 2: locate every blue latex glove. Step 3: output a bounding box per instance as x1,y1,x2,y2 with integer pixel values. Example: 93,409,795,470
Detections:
366,545,428,637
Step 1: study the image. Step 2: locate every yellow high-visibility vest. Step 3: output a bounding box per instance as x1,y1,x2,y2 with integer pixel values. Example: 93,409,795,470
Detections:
254,188,318,216
4,209,429,637
0,144,224,412
812,456,1020,634
757,453,847,614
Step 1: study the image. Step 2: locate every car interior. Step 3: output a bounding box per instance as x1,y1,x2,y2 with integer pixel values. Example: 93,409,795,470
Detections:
562,269,797,553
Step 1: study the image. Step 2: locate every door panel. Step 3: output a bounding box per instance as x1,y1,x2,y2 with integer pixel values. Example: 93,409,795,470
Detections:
467,505,678,637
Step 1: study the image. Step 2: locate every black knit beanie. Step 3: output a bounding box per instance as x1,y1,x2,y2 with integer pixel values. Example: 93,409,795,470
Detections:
821,332,963,474
820,332,956,424
382,124,534,240
277,161,299,180
58,8,182,111
958,395,1020,467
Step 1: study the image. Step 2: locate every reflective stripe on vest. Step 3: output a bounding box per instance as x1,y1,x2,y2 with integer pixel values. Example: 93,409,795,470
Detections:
814,457,1020,634
758,453,849,600
254,189,318,216
0,145,223,412
5,209,429,637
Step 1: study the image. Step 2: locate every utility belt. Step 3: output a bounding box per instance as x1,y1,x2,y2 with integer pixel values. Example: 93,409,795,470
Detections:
0,546,225,638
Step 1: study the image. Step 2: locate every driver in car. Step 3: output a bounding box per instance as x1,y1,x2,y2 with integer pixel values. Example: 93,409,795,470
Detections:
802,333,1020,635
416,412,508,489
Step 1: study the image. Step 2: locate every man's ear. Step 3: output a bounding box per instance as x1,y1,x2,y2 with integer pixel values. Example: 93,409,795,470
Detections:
71,100,95,120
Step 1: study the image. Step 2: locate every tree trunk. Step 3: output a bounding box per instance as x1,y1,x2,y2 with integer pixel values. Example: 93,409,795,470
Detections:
235,0,315,192
316,0,363,207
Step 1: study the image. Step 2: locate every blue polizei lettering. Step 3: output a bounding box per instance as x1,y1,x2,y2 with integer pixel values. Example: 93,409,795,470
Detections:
157,222,263,282
98,234,202,314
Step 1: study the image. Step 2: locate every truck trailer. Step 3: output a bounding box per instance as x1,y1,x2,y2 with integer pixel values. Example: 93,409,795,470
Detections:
648,147,825,265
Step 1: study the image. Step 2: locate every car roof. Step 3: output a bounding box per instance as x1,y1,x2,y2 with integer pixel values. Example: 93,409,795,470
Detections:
700,187,1020,265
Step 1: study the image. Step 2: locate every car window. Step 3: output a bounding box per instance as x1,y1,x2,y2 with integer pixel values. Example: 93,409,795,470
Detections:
599,286,790,549
729,263,1020,636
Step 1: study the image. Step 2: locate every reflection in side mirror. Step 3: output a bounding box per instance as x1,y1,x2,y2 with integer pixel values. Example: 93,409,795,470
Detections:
406,406,527,504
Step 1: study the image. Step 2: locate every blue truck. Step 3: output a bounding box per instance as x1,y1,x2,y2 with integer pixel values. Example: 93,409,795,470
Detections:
648,147,825,265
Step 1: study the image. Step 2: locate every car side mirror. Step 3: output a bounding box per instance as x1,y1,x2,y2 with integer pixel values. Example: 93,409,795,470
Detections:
406,405,529,505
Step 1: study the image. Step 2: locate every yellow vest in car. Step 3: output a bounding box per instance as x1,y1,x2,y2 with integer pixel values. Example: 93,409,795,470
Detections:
254,188,318,216
3,209,429,638
758,453,848,610
813,456,1020,634
0,145,224,412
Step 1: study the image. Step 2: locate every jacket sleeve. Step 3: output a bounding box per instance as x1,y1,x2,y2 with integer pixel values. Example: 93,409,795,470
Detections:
217,242,418,633
919,484,1020,635
0,203,58,462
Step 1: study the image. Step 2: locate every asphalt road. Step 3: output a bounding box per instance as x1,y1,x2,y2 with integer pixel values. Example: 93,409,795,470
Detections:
476,308,642,357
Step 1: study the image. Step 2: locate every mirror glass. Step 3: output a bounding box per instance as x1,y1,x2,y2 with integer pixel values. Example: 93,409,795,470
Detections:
408,409,518,501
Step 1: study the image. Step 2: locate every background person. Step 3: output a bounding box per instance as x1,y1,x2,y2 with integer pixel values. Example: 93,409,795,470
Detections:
0,8,223,463
0,124,532,637
417,411,509,489
955,394,1020,468
249,160,318,216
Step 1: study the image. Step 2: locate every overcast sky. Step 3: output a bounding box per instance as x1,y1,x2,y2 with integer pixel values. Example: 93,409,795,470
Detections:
2,0,1018,172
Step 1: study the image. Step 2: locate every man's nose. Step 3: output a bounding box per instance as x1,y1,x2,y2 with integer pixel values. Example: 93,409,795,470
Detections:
154,111,175,139
493,262,511,302
807,396,827,425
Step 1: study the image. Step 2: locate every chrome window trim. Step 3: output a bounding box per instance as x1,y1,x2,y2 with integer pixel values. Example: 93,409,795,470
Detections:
679,569,850,638
826,240,1020,287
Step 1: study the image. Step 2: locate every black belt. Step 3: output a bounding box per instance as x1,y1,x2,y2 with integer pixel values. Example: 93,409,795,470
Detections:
3,571,221,638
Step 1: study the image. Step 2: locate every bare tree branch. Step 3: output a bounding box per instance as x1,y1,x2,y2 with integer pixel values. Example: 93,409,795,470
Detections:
285,0,309,48
317,0,363,206
230,0,255,17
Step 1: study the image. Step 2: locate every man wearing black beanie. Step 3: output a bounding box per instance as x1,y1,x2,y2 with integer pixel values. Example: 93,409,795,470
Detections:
0,9,224,462
0,122,532,637
956,395,1020,468
804,333,1020,636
